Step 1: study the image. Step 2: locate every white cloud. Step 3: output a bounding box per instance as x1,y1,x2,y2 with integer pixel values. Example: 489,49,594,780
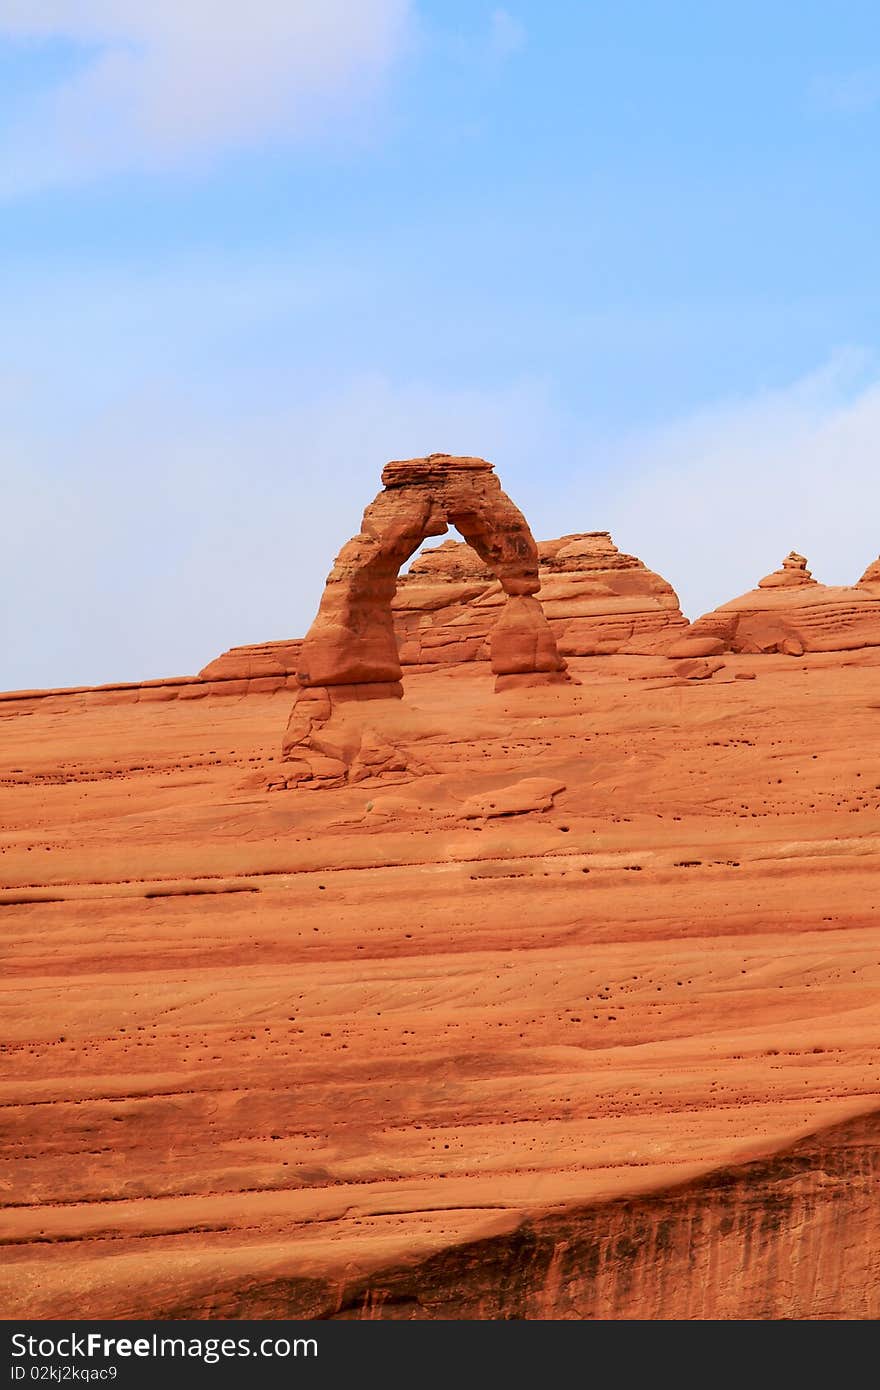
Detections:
0,1,413,191
591,351,880,621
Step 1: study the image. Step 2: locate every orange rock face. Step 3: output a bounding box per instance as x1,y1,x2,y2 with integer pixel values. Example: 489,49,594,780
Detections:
859,555,880,586
3,646,880,1319
668,552,880,658
393,530,687,666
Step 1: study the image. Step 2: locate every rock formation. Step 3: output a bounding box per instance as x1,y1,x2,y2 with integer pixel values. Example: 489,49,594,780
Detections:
756,550,815,589
393,530,686,665
282,455,568,782
666,552,880,658
202,531,685,689
202,547,880,686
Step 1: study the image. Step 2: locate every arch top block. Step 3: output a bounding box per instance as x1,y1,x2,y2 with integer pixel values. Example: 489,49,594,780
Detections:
381,454,495,487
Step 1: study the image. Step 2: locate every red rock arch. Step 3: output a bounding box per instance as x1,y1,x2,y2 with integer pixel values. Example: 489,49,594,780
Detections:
294,455,567,696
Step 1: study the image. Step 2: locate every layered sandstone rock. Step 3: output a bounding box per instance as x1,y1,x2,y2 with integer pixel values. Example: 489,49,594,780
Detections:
199,639,302,682
393,530,687,665
0,670,299,710
4,646,880,1319
667,552,880,658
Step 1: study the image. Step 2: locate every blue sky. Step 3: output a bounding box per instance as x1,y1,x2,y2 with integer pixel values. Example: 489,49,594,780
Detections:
2,2,879,688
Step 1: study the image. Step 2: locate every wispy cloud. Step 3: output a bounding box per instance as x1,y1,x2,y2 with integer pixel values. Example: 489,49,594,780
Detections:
0,1,414,193
592,351,880,619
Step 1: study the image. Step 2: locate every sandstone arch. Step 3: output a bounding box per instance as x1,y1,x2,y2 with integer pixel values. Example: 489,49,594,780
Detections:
294,455,567,696
281,456,567,782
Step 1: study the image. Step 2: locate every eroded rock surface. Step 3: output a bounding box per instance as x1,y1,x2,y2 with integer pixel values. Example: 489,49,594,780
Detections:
3,649,880,1318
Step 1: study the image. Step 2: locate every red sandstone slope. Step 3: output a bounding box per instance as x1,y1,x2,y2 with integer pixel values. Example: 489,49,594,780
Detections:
2,650,880,1318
